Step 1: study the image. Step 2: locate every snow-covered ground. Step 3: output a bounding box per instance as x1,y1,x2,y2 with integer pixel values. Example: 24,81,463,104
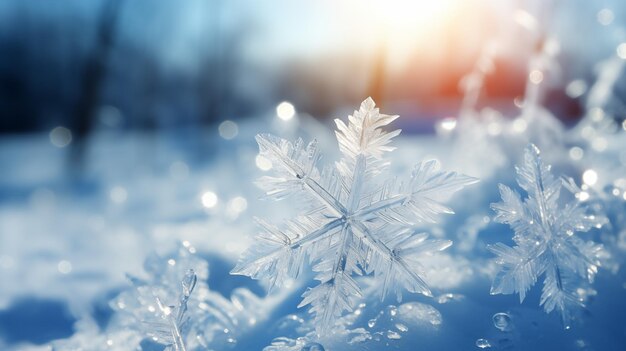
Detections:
1,107,625,350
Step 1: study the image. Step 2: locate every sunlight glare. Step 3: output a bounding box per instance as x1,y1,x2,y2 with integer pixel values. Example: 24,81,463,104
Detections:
361,0,458,63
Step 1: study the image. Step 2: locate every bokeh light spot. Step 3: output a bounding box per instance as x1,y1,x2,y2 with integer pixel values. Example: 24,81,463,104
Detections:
110,186,128,204
617,43,626,59
276,101,296,121
255,155,273,171
49,126,72,148
575,191,589,202
228,196,248,214
218,120,239,140
512,118,527,133
591,137,608,152
568,147,583,161
201,191,218,208
565,80,587,98
440,117,457,131
529,70,543,84
597,9,614,26
582,169,598,186
57,260,72,274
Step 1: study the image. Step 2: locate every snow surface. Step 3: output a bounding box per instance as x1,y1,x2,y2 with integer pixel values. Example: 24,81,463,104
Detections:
0,109,625,350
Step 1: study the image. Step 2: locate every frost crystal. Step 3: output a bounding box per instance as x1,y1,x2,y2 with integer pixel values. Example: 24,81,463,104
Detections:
146,270,197,351
489,144,608,327
111,243,266,350
232,97,478,333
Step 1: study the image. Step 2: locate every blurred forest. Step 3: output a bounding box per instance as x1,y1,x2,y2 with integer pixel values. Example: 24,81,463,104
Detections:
0,0,625,135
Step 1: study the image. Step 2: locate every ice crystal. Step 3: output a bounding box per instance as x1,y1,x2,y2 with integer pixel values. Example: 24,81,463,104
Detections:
232,97,478,333
111,243,266,350
112,244,208,349
489,144,608,327
146,270,197,351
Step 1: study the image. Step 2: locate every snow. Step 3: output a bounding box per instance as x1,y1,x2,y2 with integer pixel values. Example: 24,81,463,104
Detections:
0,102,625,350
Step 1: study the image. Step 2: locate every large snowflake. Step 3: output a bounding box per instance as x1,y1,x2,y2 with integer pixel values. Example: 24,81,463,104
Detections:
232,98,477,333
489,144,608,327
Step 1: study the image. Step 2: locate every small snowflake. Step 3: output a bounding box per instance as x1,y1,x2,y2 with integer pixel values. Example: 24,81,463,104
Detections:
489,144,609,327
232,98,478,333
111,243,264,350
110,244,206,350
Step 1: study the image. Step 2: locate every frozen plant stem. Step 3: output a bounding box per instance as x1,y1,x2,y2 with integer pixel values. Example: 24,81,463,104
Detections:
522,37,559,117
459,42,495,118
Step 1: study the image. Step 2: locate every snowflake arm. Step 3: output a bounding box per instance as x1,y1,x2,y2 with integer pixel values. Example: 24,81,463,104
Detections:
487,242,539,302
394,160,479,223
514,144,562,213
335,97,400,159
299,225,362,333
491,184,525,225
362,227,452,298
231,216,340,291
335,97,401,179
540,262,581,326
255,135,344,214
558,177,608,234
355,160,479,225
